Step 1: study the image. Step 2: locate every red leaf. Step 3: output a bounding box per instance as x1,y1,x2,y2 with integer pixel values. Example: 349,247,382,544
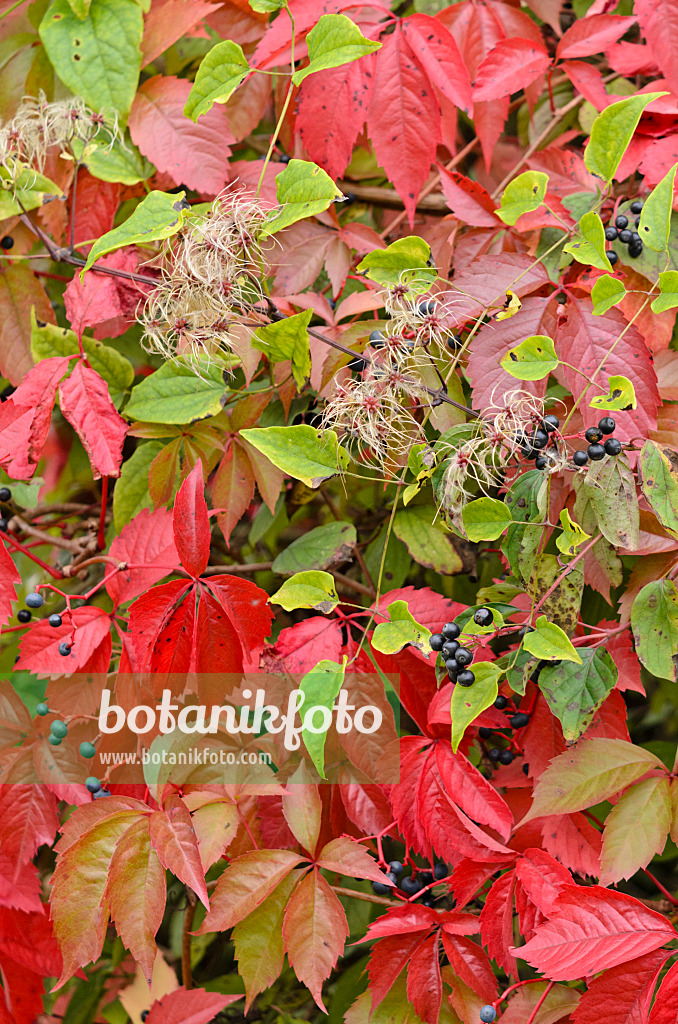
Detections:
402,14,472,114
58,361,128,479
107,507,180,608
448,254,550,329
16,606,112,676
648,957,678,1024
574,949,671,1024
562,60,610,111
71,169,119,249
173,462,210,577
407,932,442,1024
540,812,602,879
449,858,512,910
435,741,513,841
440,933,497,1003
0,264,54,386
365,904,440,940
146,986,242,1024
0,954,46,1024
296,55,376,181
270,616,344,675
282,868,348,1011
128,579,193,673
0,853,42,914
316,837,388,884
148,794,209,908
198,849,305,934
0,356,71,478
129,75,233,194
203,574,273,670
514,886,677,980
480,870,518,975
635,0,678,96
0,786,59,865
515,848,573,918
367,26,440,226
473,38,551,102
0,541,20,629
63,248,151,340
212,441,255,545
0,905,62,978
438,167,498,227
194,589,245,674
368,932,426,1012
141,0,217,67
556,14,637,58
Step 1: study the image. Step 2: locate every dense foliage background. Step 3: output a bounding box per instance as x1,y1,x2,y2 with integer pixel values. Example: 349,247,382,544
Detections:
1,0,678,1021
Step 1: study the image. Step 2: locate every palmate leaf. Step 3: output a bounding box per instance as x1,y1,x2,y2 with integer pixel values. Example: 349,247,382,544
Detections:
282,869,349,1012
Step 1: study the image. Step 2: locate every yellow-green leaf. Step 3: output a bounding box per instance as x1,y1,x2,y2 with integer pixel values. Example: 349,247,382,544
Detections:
500,334,558,380
372,600,431,654
523,615,581,664
184,40,250,121
270,570,339,614
450,662,501,752
496,171,548,226
292,14,381,87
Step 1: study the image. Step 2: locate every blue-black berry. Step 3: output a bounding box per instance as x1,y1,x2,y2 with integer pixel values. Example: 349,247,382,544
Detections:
85,776,101,794
141,1014,149,1023
604,438,622,456
628,242,643,258
615,214,628,229
0,237,13,251
479,1006,496,1023
573,450,588,467
455,647,473,667
401,875,422,895
510,712,530,729
542,414,559,432
606,250,618,265
0,519,7,532
0,487,11,502
598,417,615,434
531,428,549,450
48,613,62,628
456,670,475,686
442,640,459,658
630,199,643,214
17,609,31,623
389,860,403,876
498,749,514,765
618,229,632,244
25,592,43,609
369,330,385,347
433,862,448,880
587,442,606,461
534,455,549,470
58,642,71,656
372,879,392,895
479,727,493,739
522,762,530,775
488,747,501,762
585,426,603,443
418,300,436,316
93,789,111,799
494,695,508,710
473,607,493,627
604,226,618,241
442,622,461,640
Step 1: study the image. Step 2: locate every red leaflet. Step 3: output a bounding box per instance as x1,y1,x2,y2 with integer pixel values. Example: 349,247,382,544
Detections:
71,170,119,249
148,795,209,908
107,507,179,608
58,362,128,479
140,0,217,67
16,606,112,676
541,812,602,879
449,858,512,909
0,263,54,387
440,933,497,1003
145,986,242,1024
473,38,551,102
574,949,671,1024
648,957,678,1024
212,441,256,546
0,953,46,1024
0,852,42,913
198,849,305,934
173,462,211,578
635,0,678,96
129,75,233,195
365,904,441,940
270,616,344,674
282,869,349,1012
368,932,424,1011
407,933,442,1024
435,741,513,840
194,589,246,674
0,541,20,629
0,356,70,478
562,60,610,111
63,248,151,340
128,578,192,674
514,849,573,918
402,14,472,114
297,55,376,181
556,14,637,58
0,786,59,865
367,26,440,226
480,870,518,975
316,836,388,884
439,167,498,227
203,574,273,670
515,886,677,981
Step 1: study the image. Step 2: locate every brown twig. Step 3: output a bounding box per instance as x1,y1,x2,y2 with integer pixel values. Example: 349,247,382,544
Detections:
181,890,197,990
331,884,400,907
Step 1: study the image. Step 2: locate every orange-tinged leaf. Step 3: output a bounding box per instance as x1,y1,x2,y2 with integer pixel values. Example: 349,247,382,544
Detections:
282,868,349,1012
499,980,580,1024
0,263,54,386
148,795,209,908
213,441,255,545
197,849,306,934
282,780,322,855
599,775,672,884
188,795,240,871
173,461,210,578
316,837,390,885
107,817,166,981
145,985,242,1024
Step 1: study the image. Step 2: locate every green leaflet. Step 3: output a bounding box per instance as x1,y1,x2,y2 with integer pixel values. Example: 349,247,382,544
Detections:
271,522,357,575
292,14,381,86
639,440,678,534
638,164,677,252
299,658,346,778
83,191,192,272
496,170,548,226
589,374,636,411
357,236,436,292
500,334,558,380
71,136,153,186
555,509,590,557
631,579,678,681
582,452,639,550
502,470,548,583
591,274,626,315
563,212,612,271
462,497,512,541
112,440,163,529
393,505,463,575
263,160,343,236
239,425,350,488
523,615,582,664
269,570,339,614
652,270,678,313
39,0,143,119
371,600,431,655
584,93,665,182
184,40,250,121
252,309,312,389
0,166,64,220
450,662,501,752
539,649,617,741
124,360,227,424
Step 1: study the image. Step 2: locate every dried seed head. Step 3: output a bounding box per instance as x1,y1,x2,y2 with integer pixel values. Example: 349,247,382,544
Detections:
1,93,120,172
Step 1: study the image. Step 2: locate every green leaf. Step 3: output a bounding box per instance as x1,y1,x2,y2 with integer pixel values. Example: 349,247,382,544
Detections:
271,522,357,575
460,606,505,637
599,776,672,886
638,164,677,251
372,600,431,655
263,160,343,236
589,374,636,411
502,470,548,583
555,509,590,557
523,615,582,664
298,658,346,778
232,870,300,1009
520,738,666,824
582,452,639,549
631,579,678,681
0,166,64,220
83,190,191,272
538,649,617,741
72,136,153,185
563,211,612,271
393,505,463,575
67,0,93,16
462,497,512,541
252,309,312,389
184,40,250,121
450,662,501,752
639,440,678,534
39,0,143,119
652,270,678,313
124,359,226,424
496,171,548,226
270,570,339,614
249,0,285,10
591,274,626,315
112,440,163,529
356,236,436,292
31,311,133,407
292,14,381,86
239,425,349,488
500,334,558,381
584,93,666,182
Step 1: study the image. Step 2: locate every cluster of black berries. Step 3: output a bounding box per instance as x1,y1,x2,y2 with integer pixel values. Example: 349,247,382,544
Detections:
605,200,644,264
372,860,447,905
518,414,559,470
478,694,530,772
0,485,11,533
572,417,621,467
429,621,476,686
19,590,72,653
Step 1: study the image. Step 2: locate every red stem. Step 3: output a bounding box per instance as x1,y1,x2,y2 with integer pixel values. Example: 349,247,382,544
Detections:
97,477,108,551
525,981,555,1024
2,533,63,578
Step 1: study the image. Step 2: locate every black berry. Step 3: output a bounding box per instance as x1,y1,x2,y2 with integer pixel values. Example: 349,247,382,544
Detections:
17,609,31,623
618,229,632,244
615,214,628,229
418,300,436,315
534,456,548,470
498,749,514,765
448,333,463,350
93,789,111,799
418,871,433,886
604,226,618,241
531,428,549,449
628,242,643,258
442,622,461,640
604,438,622,456
587,442,606,461
420,896,435,907
25,593,43,609
585,426,603,443
0,519,7,532
479,727,493,739
473,607,493,627
630,199,643,213
0,236,14,250
442,640,459,658
455,647,473,667
429,633,444,651
445,657,459,673
479,1006,497,1023
630,231,641,244
488,747,501,762
0,487,11,502
522,762,530,776
85,776,101,793
141,1014,149,1023
542,414,559,432
279,154,290,163
372,879,392,895
598,417,615,434
58,642,71,656
389,860,403,876
573,450,588,467
433,862,448,880
369,329,385,346
456,670,475,687
48,613,62,628
494,695,508,710
606,250,618,265
447,667,458,682
401,875,422,895
518,625,534,637
510,712,530,729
